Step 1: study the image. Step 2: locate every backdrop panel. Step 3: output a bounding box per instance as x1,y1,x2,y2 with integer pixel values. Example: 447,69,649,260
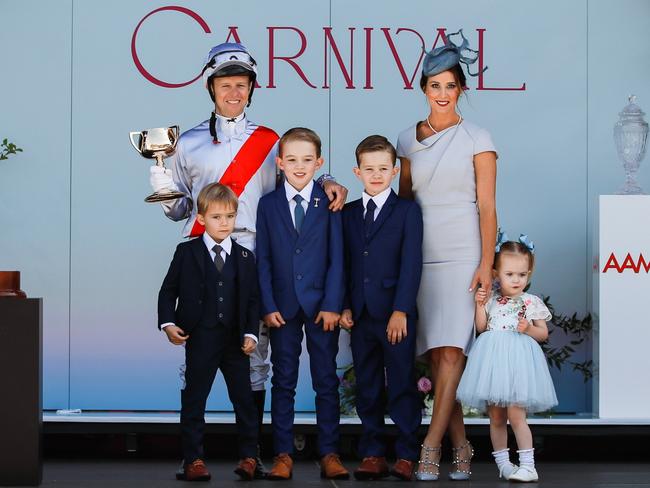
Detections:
2,0,649,414
0,0,72,409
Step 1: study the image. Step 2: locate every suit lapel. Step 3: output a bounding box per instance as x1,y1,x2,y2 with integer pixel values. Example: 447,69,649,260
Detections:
352,200,364,239
232,242,247,302
190,236,207,277
367,190,398,242
274,186,299,240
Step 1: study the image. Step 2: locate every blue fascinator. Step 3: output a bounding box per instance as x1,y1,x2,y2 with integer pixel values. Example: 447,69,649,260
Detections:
422,29,487,78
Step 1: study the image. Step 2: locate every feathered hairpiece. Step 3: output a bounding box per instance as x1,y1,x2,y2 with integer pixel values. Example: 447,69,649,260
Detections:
422,29,487,77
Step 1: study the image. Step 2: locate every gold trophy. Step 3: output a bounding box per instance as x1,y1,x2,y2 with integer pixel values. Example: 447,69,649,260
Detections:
129,126,185,203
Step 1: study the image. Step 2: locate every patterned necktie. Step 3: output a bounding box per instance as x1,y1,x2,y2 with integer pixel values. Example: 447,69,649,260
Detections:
364,198,377,236
212,244,224,273
293,194,305,233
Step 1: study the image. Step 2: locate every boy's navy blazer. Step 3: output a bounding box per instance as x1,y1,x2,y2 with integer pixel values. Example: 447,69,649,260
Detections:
157,237,260,339
256,182,344,319
342,190,423,320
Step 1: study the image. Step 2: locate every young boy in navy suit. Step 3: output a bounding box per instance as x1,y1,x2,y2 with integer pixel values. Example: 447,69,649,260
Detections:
256,127,348,480
158,183,261,482
339,135,423,481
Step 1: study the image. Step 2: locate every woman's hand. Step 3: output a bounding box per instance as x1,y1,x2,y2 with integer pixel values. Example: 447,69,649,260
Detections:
469,263,492,294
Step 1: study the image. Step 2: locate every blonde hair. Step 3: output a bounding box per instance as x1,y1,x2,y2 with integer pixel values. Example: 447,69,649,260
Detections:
197,183,238,215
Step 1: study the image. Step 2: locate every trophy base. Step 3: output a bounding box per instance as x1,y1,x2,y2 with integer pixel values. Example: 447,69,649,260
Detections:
145,190,186,203
0,271,27,299
616,184,646,195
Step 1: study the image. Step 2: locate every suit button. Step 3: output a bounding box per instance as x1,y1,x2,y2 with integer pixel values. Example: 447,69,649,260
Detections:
295,248,302,254
218,313,223,318
363,278,370,284
296,274,303,280
198,299,202,304
363,251,369,256
218,281,223,286
219,297,223,302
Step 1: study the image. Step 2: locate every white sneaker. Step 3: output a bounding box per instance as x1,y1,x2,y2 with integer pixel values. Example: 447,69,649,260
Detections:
498,461,518,480
509,465,539,482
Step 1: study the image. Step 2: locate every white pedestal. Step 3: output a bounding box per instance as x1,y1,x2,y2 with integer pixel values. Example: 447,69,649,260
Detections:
598,195,650,419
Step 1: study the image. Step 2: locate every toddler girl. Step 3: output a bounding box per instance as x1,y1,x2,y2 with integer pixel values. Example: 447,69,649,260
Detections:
457,236,557,482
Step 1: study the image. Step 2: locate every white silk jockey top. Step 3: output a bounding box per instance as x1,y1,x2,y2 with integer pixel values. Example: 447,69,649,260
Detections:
161,112,279,238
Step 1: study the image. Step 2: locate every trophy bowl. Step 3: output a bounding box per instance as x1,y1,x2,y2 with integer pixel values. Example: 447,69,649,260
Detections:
129,126,186,203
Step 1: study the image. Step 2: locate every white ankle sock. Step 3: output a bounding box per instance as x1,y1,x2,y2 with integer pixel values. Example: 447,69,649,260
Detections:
492,448,511,469
492,448,516,477
517,448,535,469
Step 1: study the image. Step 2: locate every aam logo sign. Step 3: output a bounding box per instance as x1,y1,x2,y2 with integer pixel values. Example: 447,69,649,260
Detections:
602,253,650,274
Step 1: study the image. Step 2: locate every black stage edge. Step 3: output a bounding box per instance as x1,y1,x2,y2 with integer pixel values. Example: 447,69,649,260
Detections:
0,298,43,486
41,423,650,463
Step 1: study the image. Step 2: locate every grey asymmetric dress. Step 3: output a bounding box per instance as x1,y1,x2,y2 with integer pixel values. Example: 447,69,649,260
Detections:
396,120,497,357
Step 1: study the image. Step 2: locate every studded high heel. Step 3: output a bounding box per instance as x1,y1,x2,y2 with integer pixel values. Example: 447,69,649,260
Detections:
415,444,441,481
448,440,474,481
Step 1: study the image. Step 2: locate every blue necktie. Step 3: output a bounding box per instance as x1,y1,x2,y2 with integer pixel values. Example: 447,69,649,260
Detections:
293,194,305,233
364,198,376,237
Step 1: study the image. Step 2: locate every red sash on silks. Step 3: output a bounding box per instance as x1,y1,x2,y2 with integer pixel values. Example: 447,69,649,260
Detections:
189,125,279,237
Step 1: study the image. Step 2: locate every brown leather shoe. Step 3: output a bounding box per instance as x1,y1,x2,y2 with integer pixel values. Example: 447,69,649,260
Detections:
177,459,211,481
354,456,390,480
234,457,257,481
320,453,350,480
267,453,293,480
390,458,415,481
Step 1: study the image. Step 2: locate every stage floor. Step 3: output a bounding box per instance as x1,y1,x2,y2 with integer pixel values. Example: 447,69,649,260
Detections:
44,411,650,425
12,460,650,487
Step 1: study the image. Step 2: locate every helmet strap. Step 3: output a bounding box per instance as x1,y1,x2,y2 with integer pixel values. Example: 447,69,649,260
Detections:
209,112,219,144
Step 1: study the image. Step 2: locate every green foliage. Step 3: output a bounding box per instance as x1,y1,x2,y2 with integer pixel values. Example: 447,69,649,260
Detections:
541,296,593,382
0,139,23,161
338,363,357,416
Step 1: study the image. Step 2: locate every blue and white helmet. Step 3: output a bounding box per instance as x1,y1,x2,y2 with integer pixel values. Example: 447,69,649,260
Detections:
202,42,257,103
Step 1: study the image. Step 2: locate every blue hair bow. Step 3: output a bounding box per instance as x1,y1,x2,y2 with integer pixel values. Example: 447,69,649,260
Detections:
518,234,535,254
495,229,535,254
495,229,509,253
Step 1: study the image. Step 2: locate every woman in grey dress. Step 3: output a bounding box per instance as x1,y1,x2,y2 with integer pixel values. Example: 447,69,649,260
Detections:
396,31,497,481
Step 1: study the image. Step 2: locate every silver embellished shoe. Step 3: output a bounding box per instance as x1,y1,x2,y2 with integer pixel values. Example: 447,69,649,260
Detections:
448,440,474,481
415,444,441,481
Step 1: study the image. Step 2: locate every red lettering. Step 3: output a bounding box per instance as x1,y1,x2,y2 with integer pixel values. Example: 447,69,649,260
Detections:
602,253,621,273
476,28,526,91
323,28,355,89
224,26,242,43
131,6,211,88
363,27,373,89
621,253,639,273
267,27,317,88
382,28,446,90
638,254,650,273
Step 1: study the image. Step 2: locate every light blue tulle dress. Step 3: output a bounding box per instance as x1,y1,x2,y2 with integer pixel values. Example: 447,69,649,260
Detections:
456,293,558,412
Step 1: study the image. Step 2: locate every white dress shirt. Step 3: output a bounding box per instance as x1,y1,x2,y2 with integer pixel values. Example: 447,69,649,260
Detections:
361,186,393,220
284,180,313,227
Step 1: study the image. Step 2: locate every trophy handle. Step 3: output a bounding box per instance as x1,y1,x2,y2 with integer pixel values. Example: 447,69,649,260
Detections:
129,131,142,153
169,125,180,147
